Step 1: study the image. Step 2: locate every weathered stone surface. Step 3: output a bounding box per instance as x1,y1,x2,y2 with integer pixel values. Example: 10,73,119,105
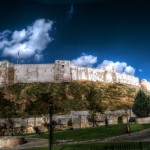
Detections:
0,60,147,90
141,79,150,91
0,110,133,135
0,136,25,149
136,117,150,124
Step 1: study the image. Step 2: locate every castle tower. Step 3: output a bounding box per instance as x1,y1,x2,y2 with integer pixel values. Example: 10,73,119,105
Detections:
0,61,14,86
104,67,116,82
54,60,71,82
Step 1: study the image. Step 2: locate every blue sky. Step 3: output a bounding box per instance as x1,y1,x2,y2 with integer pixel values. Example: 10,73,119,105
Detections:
0,0,150,80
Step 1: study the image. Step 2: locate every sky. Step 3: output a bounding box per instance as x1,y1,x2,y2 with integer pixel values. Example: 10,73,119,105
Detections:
0,0,150,80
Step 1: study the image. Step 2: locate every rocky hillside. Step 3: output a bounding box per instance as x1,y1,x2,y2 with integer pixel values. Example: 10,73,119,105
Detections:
0,81,144,117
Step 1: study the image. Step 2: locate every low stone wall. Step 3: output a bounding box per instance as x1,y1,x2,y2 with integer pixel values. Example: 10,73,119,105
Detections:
0,110,130,135
0,136,25,149
136,117,150,124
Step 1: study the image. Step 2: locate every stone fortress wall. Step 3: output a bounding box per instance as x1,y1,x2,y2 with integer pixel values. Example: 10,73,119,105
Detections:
0,60,149,90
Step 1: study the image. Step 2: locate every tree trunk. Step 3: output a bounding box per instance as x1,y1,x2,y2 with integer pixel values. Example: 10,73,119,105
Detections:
125,109,131,133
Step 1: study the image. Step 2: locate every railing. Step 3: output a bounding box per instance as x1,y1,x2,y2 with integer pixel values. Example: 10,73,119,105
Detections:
70,142,150,150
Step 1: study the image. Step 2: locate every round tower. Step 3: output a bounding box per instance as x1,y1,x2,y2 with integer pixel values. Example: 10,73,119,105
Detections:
140,79,148,90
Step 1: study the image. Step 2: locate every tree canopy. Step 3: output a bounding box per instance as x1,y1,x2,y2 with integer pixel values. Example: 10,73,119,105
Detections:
132,90,150,117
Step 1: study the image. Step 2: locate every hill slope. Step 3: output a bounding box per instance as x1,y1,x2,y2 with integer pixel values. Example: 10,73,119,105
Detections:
0,81,144,117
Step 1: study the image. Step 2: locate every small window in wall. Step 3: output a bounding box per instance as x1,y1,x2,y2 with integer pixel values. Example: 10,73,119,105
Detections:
118,116,123,124
62,65,64,68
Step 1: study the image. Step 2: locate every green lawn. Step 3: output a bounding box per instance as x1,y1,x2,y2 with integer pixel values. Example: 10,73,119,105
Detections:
21,124,150,150
33,124,150,143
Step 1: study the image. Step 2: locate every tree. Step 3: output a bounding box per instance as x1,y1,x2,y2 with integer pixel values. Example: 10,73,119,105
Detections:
25,100,48,128
86,83,105,127
132,90,150,117
107,85,136,134
0,93,15,118
87,111,98,127
0,90,16,135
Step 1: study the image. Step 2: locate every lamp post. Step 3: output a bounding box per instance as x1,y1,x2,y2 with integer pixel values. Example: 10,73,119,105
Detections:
49,100,53,150
12,103,16,136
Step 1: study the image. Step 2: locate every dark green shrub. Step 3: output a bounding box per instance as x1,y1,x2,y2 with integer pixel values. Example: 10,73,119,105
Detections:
132,90,150,117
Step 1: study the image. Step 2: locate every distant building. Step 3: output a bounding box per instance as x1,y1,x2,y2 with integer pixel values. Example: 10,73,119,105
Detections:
0,60,149,90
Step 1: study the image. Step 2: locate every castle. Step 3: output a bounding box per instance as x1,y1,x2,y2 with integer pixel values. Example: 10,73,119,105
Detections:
0,60,149,90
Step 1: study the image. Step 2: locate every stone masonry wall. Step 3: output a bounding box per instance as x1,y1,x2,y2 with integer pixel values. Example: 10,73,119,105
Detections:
0,60,149,90
14,64,55,83
0,110,131,135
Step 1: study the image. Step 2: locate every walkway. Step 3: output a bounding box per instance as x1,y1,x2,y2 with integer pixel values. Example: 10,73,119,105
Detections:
5,128,150,149
7,138,48,150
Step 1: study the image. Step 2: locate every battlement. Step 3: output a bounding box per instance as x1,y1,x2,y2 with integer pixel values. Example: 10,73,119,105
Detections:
0,60,149,91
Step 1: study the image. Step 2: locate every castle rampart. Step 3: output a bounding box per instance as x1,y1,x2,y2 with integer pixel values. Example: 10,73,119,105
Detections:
0,60,149,90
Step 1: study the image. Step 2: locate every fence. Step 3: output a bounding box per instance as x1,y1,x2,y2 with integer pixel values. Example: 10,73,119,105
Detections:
70,142,150,150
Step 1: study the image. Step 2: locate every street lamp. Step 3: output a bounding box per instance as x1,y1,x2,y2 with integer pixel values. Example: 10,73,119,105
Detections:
49,100,53,150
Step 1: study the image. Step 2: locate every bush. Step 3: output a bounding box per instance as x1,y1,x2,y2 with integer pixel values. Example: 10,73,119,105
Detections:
132,90,150,117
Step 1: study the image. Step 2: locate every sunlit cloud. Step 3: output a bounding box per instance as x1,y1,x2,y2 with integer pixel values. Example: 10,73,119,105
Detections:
71,53,97,67
0,19,53,61
97,60,135,75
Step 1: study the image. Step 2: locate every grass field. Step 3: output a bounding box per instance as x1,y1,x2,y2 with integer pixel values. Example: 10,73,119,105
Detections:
20,124,150,150
32,124,150,143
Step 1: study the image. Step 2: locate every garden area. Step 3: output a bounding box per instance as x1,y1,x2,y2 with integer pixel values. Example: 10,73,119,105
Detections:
1,83,150,150
33,124,150,142
15,124,150,150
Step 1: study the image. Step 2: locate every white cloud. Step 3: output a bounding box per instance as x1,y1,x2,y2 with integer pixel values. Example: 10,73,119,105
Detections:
67,4,74,20
124,66,135,75
0,19,53,60
34,54,43,62
97,60,135,75
12,29,27,42
138,69,143,72
0,30,11,39
71,54,97,67
0,40,13,49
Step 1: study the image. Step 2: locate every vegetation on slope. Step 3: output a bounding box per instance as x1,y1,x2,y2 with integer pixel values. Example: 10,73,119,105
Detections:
0,81,139,117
